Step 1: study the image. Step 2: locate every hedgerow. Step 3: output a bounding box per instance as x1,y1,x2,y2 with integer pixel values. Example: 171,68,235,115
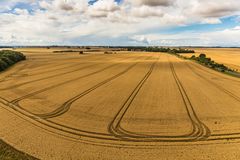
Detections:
0,50,26,71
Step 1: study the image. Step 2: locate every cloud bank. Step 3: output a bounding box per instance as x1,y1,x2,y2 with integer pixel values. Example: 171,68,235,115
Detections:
0,0,240,46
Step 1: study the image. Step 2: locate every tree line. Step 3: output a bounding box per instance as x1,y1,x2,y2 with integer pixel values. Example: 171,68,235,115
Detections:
190,54,233,72
126,47,195,53
0,50,26,71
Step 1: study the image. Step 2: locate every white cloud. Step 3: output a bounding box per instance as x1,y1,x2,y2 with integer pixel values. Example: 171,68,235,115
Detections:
88,0,120,18
130,35,151,44
0,0,240,46
131,26,240,46
193,0,240,18
14,8,29,15
233,26,240,30
201,18,222,24
131,6,164,18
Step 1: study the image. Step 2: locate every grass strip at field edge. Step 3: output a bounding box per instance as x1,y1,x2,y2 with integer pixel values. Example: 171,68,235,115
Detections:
0,139,38,160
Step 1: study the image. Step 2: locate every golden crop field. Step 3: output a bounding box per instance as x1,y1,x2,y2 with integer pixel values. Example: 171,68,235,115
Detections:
0,48,240,159
181,48,240,71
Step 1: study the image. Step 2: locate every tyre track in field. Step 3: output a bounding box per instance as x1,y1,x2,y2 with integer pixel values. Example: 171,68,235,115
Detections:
0,54,110,83
1,95,118,142
189,62,240,83
16,54,108,77
186,62,240,102
18,55,127,77
0,63,100,90
23,61,71,72
10,57,137,105
0,63,81,83
108,56,210,142
169,61,210,141
10,63,115,105
36,57,148,119
26,53,116,71
207,131,240,141
0,54,239,146
108,56,158,135
185,62,240,140
26,63,86,77
0,56,138,90
0,56,154,143
173,58,240,141
0,63,29,82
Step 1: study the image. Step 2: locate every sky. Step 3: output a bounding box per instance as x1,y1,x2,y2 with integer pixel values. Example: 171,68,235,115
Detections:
0,0,240,46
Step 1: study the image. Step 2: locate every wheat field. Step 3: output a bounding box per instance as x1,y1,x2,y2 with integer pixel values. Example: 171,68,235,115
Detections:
181,48,240,71
0,48,240,159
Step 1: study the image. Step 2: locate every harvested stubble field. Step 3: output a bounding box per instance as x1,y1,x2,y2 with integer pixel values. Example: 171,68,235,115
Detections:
0,48,240,159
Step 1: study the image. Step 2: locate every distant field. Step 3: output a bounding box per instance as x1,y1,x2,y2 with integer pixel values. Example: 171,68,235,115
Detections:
0,48,240,159
181,48,240,71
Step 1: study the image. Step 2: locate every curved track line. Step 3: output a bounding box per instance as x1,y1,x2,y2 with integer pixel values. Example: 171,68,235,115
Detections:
0,55,127,90
11,63,117,105
169,61,210,141
0,56,157,143
26,63,87,77
0,63,101,90
11,56,142,105
1,54,240,146
184,61,240,140
0,63,29,82
26,55,117,77
0,63,85,83
37,59,144,119
108,56,210,142
189,61,240,83
0,56,139,90
186,62,240,102
22,61,72,72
